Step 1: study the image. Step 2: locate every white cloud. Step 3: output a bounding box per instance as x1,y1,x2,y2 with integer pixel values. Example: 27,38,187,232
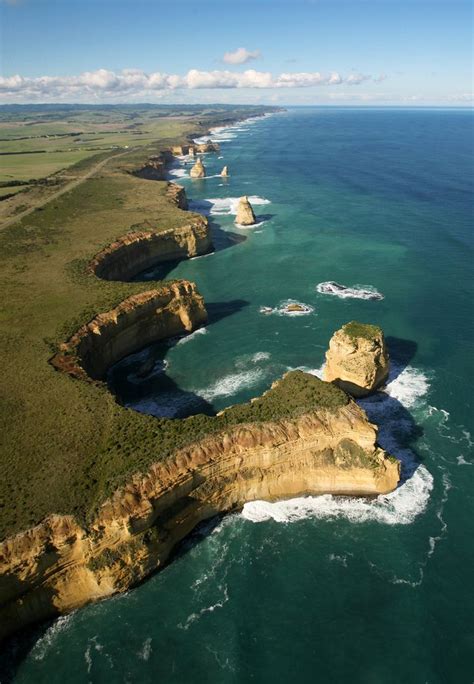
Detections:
222,48,261,65
0,67,385,102
346,73,371,85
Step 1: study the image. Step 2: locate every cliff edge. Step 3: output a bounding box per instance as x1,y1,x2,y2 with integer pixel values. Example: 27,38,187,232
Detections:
0,371,399,641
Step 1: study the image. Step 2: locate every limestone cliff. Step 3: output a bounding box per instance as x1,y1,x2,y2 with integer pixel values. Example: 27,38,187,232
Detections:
190,158,206,178
133,153,171,181
90,217,211,282
194,141,220,153
89,181,212,281
324,321,390,397
165,182,188,210
51,280,207,381
236,196,256,226
0,373,399,641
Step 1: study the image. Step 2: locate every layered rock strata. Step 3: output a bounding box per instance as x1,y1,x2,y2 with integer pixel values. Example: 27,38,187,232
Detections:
0,372,399,641
51,280,207,381
236,196,257,226
90,183,211,281
324,321,390,397
90,217,211,282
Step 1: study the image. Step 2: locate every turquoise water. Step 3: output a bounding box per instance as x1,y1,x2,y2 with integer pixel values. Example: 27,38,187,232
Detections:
3,108,473,683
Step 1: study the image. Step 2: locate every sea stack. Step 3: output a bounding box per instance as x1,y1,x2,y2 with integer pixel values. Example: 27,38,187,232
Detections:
221,165,229,177
190,157,206,178
235,196,256,226
323,321,390,397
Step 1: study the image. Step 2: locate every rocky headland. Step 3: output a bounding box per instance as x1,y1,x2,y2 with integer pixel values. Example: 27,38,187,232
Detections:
89,184,211,281
51,280,207,381
0,368,399,641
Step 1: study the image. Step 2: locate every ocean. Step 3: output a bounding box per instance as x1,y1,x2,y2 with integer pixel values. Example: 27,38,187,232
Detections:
3,107,473,683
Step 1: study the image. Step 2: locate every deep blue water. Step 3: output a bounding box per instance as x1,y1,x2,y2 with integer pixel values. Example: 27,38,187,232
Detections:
3,108,473,683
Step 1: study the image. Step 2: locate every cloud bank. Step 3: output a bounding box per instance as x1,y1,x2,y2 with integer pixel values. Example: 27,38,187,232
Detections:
0,68,377,102
223,48,261,65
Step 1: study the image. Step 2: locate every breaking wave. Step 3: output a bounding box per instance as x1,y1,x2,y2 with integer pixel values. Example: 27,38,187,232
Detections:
259,300,315,317
197,368,265,402
383,364,430,408
189,196,271,217
316,281,384,300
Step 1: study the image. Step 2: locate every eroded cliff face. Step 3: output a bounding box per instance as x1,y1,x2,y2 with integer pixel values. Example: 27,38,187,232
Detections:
0,388,399,641
133,153,170,180
90,216,211,282
324,322,390,397
90,183,211,281
51,280,207,381
165,182,188,210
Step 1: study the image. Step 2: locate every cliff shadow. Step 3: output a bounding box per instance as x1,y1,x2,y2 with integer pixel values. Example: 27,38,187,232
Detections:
205,298,249,325
385,336,418,383
108,345,215,418
108,299,250,419
132,221,246,282
358,335,425,484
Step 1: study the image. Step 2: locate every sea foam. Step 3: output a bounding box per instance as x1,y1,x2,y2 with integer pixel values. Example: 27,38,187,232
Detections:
316,281,384,300
189,196,271,217
198,368,264,402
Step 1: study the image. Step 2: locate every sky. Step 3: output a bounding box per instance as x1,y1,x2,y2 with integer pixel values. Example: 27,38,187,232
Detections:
0,0,472,106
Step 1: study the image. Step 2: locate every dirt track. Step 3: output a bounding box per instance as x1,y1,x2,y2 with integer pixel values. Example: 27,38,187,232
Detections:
0,149,133,230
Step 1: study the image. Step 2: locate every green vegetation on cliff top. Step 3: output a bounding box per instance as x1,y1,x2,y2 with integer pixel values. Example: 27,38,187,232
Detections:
0,104,350,541
342,321,383,341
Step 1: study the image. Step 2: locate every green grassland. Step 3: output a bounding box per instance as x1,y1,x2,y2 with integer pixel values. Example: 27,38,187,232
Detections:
0,104,350,542
0,104,275,183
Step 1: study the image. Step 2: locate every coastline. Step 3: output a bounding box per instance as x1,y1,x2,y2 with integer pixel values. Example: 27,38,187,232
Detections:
0,103,402,641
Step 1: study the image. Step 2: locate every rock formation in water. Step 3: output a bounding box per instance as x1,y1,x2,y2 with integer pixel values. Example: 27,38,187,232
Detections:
194,141,220,153
0,369,399,640
221,166,229,177
235,196,256,226
190,158,206,178
323,321,390,397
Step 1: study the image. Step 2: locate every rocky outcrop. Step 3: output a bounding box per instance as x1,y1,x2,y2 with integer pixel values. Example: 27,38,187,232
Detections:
190,158,206,178
0,372,399,640
221,165,229,177
323,321,390,397
170,145,194,156
51,281,207,381
235,196,256,226
90,216,211,282
194,141,220,153
133,153,171,181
